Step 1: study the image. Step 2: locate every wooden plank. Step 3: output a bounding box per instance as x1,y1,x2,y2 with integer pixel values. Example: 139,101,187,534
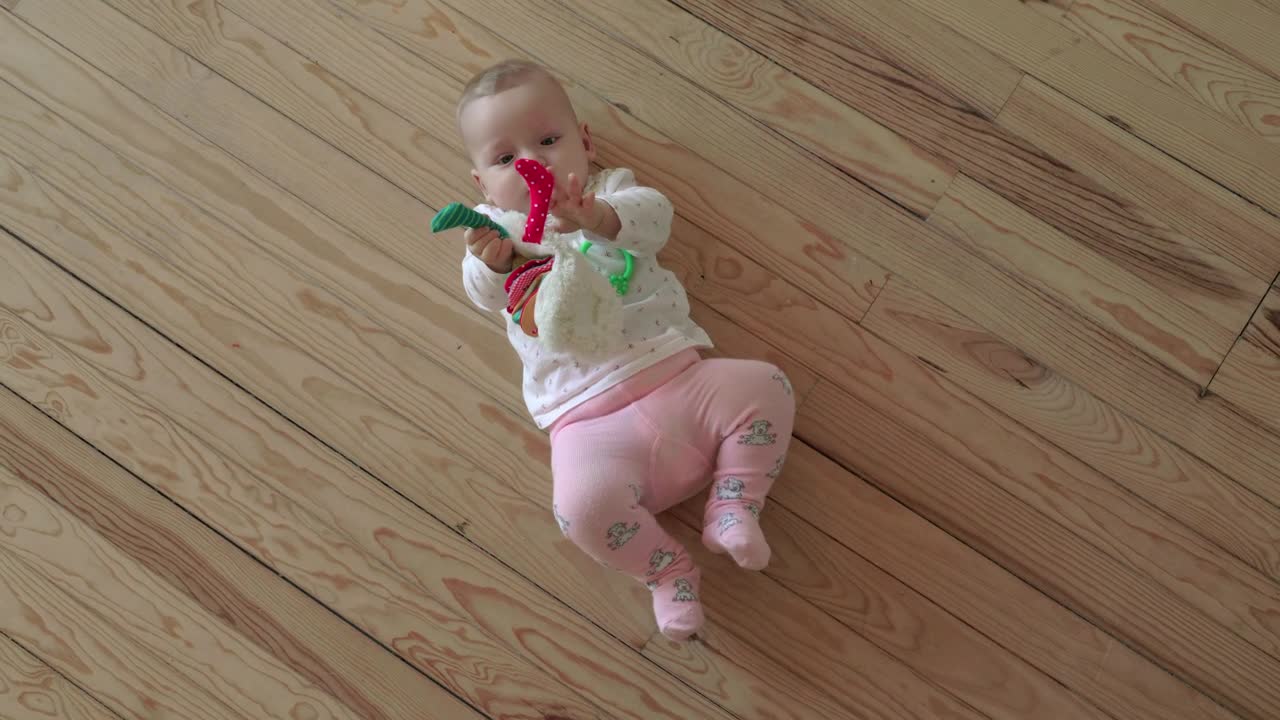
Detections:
1061,0,1280,143
0,12,1121,712
930,173,1233,388
5,4,1269,712
205,0,886,321
0,386,600,720
758,444,1238,720
862,276,1280,581
257,0,1280,632
41,0,880,354
996,76,1278,297
640,521,987,720
317,0,1280,490
1132,0,1280,83
796,379,1280,720
0,636,117,720
483,79,1280,715
682,0,1025,118
1255,0,1280,15
664,498,1113,720
1024,0,1074,22
0,4,657,640
674,0,1280,292
1211,286,1280,429
626,0,1280,460
0,217,734,719
31,0,814,426
647,155,1280,635
0,0,807,663
0,469,372,720
546,0,958,216
0,544,245,720
895,0,1280,217
0,213,983,720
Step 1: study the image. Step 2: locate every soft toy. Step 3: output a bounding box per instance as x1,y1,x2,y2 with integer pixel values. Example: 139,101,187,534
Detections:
431,159,629,358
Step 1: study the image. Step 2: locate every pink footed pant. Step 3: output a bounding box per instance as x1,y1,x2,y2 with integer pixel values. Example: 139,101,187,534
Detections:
549,349,796,640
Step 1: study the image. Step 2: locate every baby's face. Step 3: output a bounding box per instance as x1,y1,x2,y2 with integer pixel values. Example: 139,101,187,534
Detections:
461,74,595,212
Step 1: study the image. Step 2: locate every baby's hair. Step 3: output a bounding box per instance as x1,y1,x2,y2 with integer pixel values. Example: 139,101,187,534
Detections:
450,59,570,126
457,59,559,125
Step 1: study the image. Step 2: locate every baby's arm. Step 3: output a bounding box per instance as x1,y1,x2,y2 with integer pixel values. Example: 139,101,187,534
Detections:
462,251,509,313
558,168,673,255
459,213,514,313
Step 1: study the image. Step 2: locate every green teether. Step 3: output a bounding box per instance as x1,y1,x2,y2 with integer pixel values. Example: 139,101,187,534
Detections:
430,202,509,238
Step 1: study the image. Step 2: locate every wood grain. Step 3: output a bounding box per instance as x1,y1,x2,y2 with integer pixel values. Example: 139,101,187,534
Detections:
930,173,1233,387
302,0,900,317
0,4,663,640
739,272,1280,664
0,467,371,720
862,276,1280,581
8,2,1279,719
665,498,1113,720
0,167,734,719
1131,0,1280,83
0,199,984,720
895,0,1280,217
581,112,1280,653
763,444,1237,720
0,1,814,671
538,98,1280,711
206,0,885,322
796,381,1280,719
996,76,1278,298
0,135,988,717
0,13,1127,712
0,543,246,720
0,387,600,720
641,0,1280,481
1211,286,1280,431
547,0,957,216
1024,0,1074,22
675,0,1025,118
1062,0,1280,142
0,636,117,720
673,0,1280,293
42,0,883,356
316,0,1280,500
642,521,987,720
0,21,803,666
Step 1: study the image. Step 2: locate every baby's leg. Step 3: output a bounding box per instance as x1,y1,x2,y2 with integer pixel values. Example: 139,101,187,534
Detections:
551,406,704,640
698,360,796,570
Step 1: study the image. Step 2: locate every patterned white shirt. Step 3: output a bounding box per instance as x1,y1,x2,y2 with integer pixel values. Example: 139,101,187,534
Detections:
462,167,713,428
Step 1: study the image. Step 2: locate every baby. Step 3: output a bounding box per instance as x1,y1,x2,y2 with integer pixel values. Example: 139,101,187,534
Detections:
454,59,795,640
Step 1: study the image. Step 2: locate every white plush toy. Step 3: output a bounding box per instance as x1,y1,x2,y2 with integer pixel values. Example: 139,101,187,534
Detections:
430,158,627,358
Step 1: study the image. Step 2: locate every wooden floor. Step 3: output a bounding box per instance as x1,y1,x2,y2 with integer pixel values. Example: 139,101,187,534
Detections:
1,0,1279,717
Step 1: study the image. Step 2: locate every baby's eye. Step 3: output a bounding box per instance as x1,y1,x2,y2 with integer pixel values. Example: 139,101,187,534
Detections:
540,136,559,146
497,153,515,165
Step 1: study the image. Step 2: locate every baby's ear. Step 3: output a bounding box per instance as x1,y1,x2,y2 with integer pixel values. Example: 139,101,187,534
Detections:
471,169,490,201
580,122,597,160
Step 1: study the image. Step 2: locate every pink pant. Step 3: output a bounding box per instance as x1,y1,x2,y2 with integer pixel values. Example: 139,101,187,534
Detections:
549,349,795,637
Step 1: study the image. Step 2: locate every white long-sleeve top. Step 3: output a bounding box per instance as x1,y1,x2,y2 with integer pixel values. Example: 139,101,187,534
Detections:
462,167,713,428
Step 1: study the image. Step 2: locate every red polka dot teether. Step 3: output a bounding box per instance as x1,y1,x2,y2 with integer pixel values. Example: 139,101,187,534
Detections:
514,158,555,245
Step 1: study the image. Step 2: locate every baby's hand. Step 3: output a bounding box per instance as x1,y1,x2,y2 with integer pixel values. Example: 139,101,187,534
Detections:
549,170,618,237
466,227,514,274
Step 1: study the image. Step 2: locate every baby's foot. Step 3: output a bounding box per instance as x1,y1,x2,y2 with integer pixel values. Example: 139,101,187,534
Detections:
703,508,771,570
649,571,704,641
